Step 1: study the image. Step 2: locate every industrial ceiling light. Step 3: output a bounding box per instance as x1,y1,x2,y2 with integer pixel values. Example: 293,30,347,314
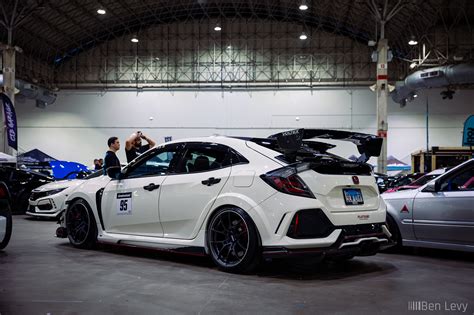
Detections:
299,1,308,10
299,32,308,40
409,62,417,69
408,36,418,46
131,37,139,43
214,24,222,31
97,8,106,15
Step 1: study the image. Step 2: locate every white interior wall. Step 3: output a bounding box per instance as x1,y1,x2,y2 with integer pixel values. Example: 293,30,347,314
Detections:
15,88,474,168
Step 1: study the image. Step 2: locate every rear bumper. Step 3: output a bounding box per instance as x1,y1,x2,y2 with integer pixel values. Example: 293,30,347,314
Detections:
262,224,394,258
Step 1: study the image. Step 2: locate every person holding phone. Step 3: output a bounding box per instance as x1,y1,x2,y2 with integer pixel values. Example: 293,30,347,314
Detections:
125,131,156,163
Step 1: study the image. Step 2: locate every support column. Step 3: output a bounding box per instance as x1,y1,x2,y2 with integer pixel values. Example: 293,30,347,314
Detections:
1,45,16,155
376,39,388,174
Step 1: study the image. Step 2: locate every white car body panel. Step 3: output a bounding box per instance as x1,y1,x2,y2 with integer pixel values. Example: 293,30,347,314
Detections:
159,167,232,239
102,176,165,236
64,135,390,257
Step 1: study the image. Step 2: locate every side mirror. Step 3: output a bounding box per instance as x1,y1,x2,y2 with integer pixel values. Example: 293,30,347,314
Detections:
422,181,439,193
106,167,123,180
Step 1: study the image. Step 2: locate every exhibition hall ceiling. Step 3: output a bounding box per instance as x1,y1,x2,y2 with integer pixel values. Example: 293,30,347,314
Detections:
1,0,472,64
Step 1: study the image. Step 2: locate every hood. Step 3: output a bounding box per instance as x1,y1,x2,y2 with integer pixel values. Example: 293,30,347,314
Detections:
32,179,83,192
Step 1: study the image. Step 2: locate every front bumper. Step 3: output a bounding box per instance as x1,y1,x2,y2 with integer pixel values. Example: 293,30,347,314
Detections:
26,198,63,218
262,223,394,258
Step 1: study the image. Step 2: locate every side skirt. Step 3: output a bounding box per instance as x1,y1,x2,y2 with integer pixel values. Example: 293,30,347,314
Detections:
98,240,207,257
402,239,474,253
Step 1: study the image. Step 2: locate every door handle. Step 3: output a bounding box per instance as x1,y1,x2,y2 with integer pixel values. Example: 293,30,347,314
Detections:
144,183,160,191
201,177,221,186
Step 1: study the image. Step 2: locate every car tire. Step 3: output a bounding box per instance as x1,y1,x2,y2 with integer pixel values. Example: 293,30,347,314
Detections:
386,214,402,250
207,207,261,273
65,199,97,249
0,202,12,250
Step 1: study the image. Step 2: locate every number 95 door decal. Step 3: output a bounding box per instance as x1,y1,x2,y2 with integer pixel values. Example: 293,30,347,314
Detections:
117,192,133,215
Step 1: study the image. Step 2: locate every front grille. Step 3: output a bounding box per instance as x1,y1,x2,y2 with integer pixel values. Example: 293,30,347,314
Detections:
30,191,48,201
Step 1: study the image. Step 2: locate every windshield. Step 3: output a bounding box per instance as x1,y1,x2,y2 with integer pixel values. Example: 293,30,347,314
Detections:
412,174,440,186
85,170,103,179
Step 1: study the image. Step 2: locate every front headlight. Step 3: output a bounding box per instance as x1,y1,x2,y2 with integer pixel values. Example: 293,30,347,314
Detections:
44,188,67,196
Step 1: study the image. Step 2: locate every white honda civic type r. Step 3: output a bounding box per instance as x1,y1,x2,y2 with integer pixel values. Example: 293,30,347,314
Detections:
62,129,392,273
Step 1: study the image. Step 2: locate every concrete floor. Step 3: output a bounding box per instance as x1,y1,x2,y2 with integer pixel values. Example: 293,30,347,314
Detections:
0,216,473,315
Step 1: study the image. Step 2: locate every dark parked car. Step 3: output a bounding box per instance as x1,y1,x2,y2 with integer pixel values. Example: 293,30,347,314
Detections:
0,181,12,250
0,166,54,213
385,173,424,190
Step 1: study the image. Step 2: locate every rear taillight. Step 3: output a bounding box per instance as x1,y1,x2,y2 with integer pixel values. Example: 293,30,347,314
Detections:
260,165,315,198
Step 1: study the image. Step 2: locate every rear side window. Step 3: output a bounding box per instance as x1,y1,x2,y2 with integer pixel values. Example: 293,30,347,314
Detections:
177,143,248,174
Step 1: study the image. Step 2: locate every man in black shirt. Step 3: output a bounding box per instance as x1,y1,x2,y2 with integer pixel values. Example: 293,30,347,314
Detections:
125,131,156,163
103,137,121,174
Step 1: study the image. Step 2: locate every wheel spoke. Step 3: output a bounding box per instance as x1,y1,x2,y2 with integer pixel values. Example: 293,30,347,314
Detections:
223,244,232,263
227,211,233,230
217,243,231,259
211,228,225,235
218,218,228,233
210,240,225,244
235,239,247,251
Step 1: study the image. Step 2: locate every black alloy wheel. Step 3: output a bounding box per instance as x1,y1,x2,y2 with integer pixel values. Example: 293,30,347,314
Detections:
207,207,260,273
65,199,97,249
0,203,12,250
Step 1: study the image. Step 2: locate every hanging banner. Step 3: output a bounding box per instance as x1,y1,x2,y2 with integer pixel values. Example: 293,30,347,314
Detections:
0,93,18,151
463,115,474,147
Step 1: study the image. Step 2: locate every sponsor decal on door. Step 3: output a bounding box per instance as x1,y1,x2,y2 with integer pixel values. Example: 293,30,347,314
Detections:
117,192,132,215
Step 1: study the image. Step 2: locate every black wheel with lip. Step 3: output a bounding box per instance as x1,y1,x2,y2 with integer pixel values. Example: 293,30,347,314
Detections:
65,199,97,249
0,202,12,250
207,207,261,273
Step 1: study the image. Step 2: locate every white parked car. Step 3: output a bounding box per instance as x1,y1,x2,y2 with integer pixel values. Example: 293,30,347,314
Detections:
383,159,474,252
62,129,392,273
27,171,103,219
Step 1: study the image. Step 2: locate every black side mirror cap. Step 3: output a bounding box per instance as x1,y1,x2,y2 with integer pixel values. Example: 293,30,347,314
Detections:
106,167,123,180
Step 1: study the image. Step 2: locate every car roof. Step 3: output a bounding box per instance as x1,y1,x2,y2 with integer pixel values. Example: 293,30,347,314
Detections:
427,168,447,175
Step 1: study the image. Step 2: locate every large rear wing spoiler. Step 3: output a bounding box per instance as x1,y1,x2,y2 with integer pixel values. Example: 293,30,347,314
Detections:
268,129,383,163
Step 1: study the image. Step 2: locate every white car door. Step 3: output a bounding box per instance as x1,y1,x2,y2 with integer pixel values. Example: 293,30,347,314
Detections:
413,162,474,245
101,145,183,237
159,143,234,239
